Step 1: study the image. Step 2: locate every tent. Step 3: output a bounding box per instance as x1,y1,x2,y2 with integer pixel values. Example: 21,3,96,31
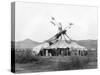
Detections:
32,17,87,55
32,42,49,54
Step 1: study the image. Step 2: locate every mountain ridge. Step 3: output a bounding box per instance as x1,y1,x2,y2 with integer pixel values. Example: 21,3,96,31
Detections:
12,39,97,49
14,39,41,49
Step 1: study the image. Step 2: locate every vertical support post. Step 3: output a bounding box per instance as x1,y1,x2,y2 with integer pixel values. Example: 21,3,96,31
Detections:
46,49,48,56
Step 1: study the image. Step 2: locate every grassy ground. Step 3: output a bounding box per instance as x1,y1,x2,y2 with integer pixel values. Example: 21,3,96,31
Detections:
15,50,97,73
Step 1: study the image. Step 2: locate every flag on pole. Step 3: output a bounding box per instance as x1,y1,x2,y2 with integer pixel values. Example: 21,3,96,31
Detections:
51,17,55,20
69,23,73,26
59,22,62,26
50,21,56,26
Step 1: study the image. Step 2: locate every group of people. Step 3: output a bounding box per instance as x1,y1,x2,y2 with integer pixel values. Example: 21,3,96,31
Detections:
37,47,88,56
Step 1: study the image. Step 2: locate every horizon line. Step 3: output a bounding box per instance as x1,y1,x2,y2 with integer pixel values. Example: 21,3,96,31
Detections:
12,38,98,42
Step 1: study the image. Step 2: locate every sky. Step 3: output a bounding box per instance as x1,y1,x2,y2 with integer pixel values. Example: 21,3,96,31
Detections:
15,2,98,42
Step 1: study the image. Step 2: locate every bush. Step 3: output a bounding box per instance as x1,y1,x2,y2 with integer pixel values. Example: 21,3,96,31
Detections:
15,49,39,63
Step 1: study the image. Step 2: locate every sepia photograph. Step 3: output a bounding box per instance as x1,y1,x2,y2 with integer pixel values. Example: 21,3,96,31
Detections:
11,2,98,73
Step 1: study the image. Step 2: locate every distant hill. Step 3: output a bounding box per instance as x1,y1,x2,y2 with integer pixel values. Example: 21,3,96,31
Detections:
44,40,97,49
12,39,97,50
75,40,97,49
15,39,41,49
